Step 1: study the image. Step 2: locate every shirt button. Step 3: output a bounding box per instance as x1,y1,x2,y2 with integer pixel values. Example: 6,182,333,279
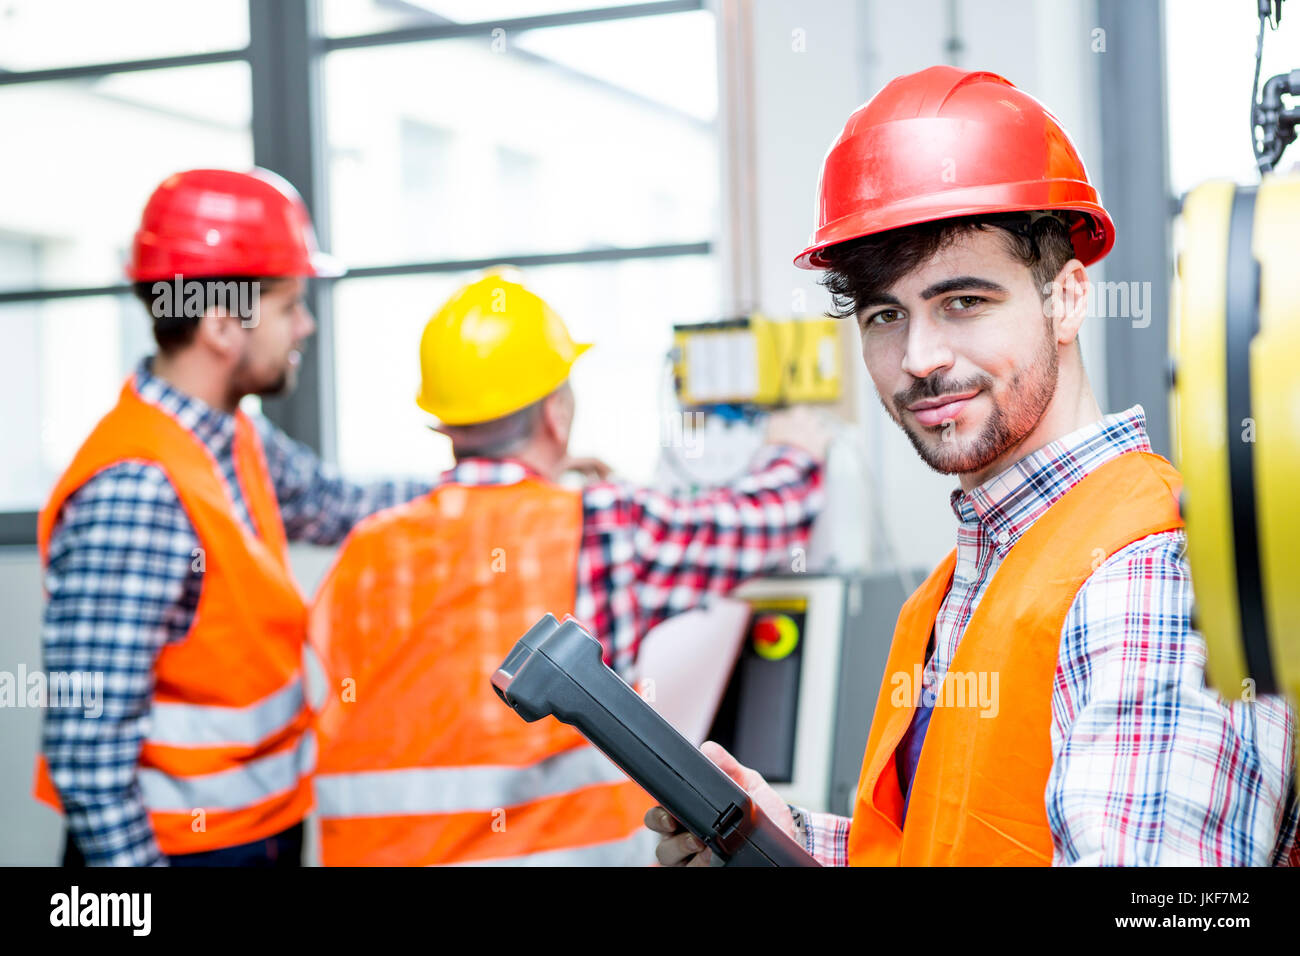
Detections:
997,531,1010,545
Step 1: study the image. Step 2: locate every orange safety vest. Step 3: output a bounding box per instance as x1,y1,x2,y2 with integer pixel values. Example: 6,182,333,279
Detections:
848,450,1184,866
33,378,313,856
309,478,656,866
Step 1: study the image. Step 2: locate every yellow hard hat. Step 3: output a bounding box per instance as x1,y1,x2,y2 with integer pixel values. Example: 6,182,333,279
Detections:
416,272,592,425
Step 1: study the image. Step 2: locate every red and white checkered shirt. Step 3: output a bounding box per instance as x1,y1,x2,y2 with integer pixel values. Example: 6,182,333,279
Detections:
434,446,824,676
799,405,1299,866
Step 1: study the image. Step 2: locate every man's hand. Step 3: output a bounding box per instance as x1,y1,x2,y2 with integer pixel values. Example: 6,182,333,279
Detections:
763,406,832,462
644,740,797,866
559,455,614,481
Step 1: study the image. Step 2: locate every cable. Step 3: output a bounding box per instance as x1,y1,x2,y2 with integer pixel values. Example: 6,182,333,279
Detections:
836,418,921,597
1252,3,1268,170
1252,0,1296,174
656,348,758,491
657,349,702,490
784,316,805,407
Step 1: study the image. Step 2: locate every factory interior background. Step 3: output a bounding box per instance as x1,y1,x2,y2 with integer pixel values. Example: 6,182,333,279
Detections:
0,0,1292,868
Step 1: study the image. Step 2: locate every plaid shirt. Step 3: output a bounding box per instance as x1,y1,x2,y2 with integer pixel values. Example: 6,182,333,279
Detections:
40,358,431,867
799,405,1300,867
430,449,824,676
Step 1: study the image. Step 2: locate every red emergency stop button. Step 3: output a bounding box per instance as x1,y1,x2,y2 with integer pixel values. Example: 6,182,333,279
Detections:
754,617,781,645
752,613,799,660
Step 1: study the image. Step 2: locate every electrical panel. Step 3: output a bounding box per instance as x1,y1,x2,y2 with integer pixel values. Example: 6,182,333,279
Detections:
672,314,842,408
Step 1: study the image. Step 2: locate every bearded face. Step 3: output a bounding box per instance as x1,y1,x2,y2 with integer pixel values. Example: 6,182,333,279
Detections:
857,229,1066,482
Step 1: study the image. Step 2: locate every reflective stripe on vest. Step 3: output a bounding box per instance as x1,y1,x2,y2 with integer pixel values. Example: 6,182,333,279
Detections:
303,643,330,713
451,829,659,867
141,730,316,812
847,451,1185,866
149,676,305,747
315,745,626,818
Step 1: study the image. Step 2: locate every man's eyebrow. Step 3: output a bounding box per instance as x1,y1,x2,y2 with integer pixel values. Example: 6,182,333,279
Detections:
855,277,1011,313
854,292,904,311
918,276,1009,299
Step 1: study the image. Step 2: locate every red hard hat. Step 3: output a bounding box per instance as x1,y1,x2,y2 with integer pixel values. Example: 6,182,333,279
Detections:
794,66,1115,270
127,167,344,281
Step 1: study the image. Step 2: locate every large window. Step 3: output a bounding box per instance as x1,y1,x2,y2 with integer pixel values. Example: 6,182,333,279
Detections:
0,0,720,539
320,1,719,481
0,3,253,523
0,0,248,70
0,65,253,290
333,254,717,482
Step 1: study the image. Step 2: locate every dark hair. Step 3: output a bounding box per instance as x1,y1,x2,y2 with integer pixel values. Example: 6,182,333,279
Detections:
133,275,288,354
820,212,1079,321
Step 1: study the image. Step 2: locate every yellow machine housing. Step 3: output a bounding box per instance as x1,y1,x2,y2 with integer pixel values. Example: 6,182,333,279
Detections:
1170,171,1300,711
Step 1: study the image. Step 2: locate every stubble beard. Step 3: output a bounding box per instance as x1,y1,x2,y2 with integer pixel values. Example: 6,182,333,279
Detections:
887,331,1059,477
228,354,295,407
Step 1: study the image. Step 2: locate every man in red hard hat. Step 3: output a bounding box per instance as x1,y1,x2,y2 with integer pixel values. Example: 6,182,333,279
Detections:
650,66,1299,866
34,168,432,867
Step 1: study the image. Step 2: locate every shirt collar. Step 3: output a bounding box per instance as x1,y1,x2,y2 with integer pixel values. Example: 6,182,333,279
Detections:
949,405,1154,558
132,356,237,455
441,457,544,487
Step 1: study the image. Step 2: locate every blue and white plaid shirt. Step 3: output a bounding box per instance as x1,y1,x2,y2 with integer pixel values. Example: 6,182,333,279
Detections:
40,358,431,867
799,406,1300,866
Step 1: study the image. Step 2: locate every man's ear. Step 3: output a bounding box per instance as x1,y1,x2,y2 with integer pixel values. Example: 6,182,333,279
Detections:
193,306,243,360
1046,259,1089,346
540,385,574,443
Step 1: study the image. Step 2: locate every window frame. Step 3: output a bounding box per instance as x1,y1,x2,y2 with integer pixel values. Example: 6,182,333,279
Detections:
0,0,711,544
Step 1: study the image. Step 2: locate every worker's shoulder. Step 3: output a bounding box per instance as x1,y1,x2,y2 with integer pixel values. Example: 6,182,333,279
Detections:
1064,527,1189,628
579,478,639,513
344,491,439,542
1087,525,1188,579
47,460,193,558
1123,448,1184,499
53,459,185,526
